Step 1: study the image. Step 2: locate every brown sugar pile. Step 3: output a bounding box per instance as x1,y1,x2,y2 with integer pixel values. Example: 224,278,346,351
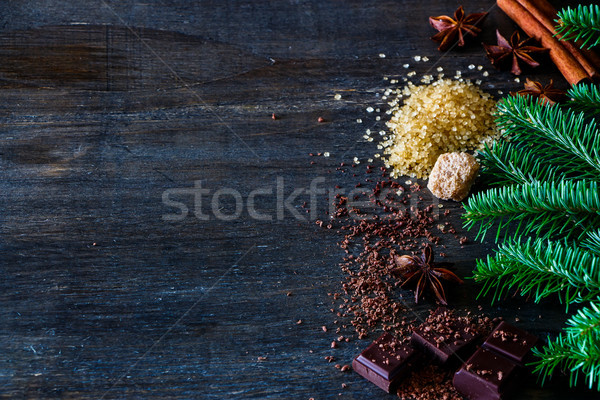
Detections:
383,78,497,179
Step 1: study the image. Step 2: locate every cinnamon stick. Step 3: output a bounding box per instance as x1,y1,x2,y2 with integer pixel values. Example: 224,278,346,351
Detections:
517,0,600,80
524,0,600,68
497,0,590,85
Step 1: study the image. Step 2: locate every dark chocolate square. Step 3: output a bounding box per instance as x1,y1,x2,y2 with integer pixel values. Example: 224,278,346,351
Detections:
411,309,480,364
482,321,538,365
453,348,520,400
352,332,416,393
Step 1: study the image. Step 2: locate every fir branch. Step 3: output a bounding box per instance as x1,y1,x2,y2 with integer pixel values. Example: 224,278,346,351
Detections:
496,96,600,181
473,238,600,306
477,140,559,185
556,5,600,50
464,15,600,387
463,180,600,241
568,82,600,118
532,300,600,391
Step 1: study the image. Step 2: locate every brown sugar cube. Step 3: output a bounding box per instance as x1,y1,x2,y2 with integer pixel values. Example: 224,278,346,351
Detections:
427,152,479,201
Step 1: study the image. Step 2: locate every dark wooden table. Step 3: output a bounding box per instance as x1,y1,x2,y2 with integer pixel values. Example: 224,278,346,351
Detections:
1,1,598,399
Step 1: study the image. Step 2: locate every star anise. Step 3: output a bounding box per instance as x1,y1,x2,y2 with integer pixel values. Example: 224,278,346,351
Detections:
511,78,567,106
393,245,463,305
429,6,488,51
483,30,548,75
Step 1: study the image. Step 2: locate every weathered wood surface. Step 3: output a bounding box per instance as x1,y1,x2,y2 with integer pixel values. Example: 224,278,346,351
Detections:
1,1,598,399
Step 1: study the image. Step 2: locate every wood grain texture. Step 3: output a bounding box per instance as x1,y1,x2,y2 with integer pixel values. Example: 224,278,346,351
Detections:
0,1,598,399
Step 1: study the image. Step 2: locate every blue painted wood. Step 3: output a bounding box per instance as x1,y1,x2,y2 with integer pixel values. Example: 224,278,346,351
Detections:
0,1,598,398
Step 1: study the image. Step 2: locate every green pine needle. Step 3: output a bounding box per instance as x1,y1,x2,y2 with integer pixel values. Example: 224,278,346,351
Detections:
556,5,600,50
532,300,600,391
463,180,600,241
473,238,600,307
495,96,600,181
583,230,600,256
568,83,600,118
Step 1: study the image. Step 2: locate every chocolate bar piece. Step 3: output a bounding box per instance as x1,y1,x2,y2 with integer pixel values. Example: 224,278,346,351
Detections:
411,308,481,364
482,322,538,365
453,348,520,400
352,332,417,393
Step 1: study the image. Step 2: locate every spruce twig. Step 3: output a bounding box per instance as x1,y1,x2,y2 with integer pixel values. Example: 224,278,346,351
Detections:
568,82,600,118
556,5,600,50
473,238,600,307
496,96,600,181
463,180,600,241
532,300,600,391
477,140,560,185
